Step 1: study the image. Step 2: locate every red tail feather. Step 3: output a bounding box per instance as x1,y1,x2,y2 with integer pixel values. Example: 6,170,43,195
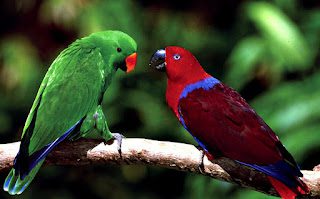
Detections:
204,151,214,161
268,176,308,199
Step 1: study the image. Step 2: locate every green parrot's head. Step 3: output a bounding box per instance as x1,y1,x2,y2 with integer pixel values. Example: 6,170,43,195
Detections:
90,30,138,73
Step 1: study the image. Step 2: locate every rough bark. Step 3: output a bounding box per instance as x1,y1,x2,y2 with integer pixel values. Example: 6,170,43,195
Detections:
0,138,319,198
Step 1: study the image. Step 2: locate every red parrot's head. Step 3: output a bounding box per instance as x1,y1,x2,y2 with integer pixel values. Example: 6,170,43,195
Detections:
150,46,211,116
149,46,208,84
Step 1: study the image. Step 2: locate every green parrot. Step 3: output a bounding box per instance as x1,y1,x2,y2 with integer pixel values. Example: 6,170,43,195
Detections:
3,30,138,195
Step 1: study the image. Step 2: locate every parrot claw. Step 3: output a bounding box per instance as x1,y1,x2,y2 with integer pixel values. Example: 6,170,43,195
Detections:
195,146,214,174
111,133,125,157
198,149,206,174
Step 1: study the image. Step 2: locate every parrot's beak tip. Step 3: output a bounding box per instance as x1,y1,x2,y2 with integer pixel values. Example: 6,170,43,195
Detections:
125,52,137,73
150,49,166,72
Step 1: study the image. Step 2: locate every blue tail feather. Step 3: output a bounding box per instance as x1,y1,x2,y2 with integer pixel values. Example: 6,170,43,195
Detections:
237,160,302,189
3,119,82,195
15,179,31,195
3,160,44,195
26,120,81,175
3,170,13,191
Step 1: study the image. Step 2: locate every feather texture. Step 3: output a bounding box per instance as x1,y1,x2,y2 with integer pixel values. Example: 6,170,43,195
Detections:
161,46,308,198
3,31,137,195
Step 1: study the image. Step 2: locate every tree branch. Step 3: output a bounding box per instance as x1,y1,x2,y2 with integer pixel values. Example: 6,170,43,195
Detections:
0,139,319,198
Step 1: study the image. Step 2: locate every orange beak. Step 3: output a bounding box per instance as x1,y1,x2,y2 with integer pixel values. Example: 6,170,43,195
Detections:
125,52,137,73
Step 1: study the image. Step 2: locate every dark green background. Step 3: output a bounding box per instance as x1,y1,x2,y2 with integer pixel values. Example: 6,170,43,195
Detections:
0,0,319,198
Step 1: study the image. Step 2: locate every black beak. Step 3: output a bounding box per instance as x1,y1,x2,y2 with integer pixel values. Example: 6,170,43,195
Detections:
117,61,127,72
149,49,166,72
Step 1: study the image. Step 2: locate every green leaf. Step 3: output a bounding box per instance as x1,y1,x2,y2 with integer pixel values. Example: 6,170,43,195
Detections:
224,36,266,89
251,72,320,133
283,124,320,161
246,2,313,70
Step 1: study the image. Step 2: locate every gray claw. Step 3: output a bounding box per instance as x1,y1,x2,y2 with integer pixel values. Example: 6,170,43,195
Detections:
198,150,205,174
112,133,125,157
195,146,206,174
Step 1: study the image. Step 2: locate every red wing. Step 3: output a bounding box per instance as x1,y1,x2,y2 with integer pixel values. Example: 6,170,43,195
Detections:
178,83,283,165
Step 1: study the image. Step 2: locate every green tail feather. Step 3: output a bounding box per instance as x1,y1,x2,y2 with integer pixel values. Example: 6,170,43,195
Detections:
3,159,44,195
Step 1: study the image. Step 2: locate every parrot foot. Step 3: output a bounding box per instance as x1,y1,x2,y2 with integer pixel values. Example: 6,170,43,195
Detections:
198,150,206,174
196,146,214,174
111,133,125,157
196,146,206,174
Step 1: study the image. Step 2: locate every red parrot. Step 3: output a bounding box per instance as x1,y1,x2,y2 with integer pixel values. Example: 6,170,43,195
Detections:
149,46,309,199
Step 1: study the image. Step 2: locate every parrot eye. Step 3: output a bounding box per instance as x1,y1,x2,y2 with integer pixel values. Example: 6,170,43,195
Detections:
117,47,122,53
173,54,181,60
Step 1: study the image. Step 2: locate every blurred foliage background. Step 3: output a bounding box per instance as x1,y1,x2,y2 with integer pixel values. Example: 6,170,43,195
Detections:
0,0,320,198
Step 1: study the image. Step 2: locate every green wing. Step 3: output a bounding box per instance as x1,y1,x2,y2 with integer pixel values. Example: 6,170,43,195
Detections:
23,41,106,155
21,65,53,138
4,39,111,195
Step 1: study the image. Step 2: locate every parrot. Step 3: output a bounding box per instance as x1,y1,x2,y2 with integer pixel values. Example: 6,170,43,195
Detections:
149,46,309,199
3,30,138,195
